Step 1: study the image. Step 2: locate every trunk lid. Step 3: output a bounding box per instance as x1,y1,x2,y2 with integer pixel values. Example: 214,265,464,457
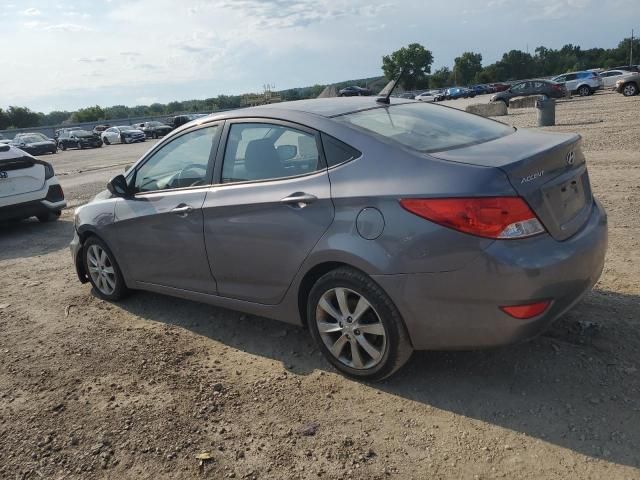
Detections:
0,149,45,199
431,129,593,241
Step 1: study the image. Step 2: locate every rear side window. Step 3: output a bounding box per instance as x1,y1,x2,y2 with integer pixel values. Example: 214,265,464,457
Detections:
334,103,514,153
321,133,361,167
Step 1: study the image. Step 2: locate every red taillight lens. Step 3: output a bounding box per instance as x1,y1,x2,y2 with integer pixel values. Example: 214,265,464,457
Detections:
500,301,551,319
399,197,545,239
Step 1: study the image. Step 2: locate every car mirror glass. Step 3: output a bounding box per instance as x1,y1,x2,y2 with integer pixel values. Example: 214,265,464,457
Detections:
107,174,131,198
276,145,297,161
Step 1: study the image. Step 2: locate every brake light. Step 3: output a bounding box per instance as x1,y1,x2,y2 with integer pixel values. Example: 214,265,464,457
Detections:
399,197,545,239
500,301,551,319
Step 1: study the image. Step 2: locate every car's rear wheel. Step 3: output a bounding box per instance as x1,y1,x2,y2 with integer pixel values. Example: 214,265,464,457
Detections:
307,267,413,380
84,236,128,301
37,210,61,223
578,85,590,97
60,143,67,151
622,82,638,96
103,137,110,145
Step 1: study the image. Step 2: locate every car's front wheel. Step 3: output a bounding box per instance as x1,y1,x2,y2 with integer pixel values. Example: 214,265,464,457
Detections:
307,268,413,381
622,82,638,97
103,137,110,145
578,85,591,96
83,236,128,301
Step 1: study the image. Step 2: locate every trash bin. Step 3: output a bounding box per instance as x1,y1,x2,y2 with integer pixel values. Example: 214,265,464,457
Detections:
536,95,555,127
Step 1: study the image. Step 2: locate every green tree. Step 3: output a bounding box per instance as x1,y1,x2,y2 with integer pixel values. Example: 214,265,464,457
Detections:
70,105,105,123
0,108,10,130
382,43,434,90
453,52,483,85
429,67,453,88
42,110,71,125
6,106,41,128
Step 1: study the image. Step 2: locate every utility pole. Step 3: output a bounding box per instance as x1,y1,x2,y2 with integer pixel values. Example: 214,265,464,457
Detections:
631,29,634,66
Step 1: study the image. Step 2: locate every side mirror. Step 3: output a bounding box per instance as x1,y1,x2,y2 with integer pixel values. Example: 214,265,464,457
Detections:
107,174,132,198
277,145,297,161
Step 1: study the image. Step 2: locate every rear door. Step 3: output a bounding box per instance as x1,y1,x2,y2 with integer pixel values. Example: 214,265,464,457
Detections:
202,120,334,305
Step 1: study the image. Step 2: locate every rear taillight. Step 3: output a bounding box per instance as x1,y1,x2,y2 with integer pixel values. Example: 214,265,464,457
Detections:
399,197,545,239
500,301,551,319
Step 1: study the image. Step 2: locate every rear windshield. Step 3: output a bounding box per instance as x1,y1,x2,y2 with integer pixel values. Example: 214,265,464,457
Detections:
334,103,514,153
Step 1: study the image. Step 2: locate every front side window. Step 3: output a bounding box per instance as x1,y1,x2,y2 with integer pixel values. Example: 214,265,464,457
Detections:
335,103,514,153
134,125,218,193
511,82,526,92
221,123,321,183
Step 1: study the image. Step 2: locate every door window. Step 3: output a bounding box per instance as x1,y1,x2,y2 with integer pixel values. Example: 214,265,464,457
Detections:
510,82,527,92
321,133,361,167
221,123,321,183
134,125,218,193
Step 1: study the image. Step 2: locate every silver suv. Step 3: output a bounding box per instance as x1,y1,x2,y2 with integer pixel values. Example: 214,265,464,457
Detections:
552,71,604,96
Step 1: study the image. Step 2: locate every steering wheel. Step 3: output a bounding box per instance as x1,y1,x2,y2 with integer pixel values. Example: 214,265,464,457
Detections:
175,163,208,188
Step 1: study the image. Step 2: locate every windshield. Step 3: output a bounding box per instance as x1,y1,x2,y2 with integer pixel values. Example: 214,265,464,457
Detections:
73,130,94,137
334,103,514,153
19,135,47,143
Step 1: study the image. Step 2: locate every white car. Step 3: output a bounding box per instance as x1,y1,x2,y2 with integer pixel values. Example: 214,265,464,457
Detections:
552,71,604,96
599,69,632,89
101,126,146,145
0,143,66,222
415,91,437,102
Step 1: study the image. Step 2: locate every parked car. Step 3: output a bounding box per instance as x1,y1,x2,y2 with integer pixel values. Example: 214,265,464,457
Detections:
610,65,640,73
55,127,83,139
57,129,103,150
598,69,632,89
93,125,111,135
415,90,444,102
134,121,173,139
11,133,58,155
490,83,510,92
490,80,567,106
397,92,416,99
338,86,373,97
70,97,607,380
444,87,475,99
470,84,492,95
0,143,66,222
101,126,146,145
166,114,205,130
615,71,640,96
552,71,603,96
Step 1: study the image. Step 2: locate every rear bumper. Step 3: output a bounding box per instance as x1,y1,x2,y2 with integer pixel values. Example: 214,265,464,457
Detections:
373,200,607,350
0,182,66,221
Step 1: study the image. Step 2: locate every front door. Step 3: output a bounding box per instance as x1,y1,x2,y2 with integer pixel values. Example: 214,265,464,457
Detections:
110,124,221,294
202,121,334,305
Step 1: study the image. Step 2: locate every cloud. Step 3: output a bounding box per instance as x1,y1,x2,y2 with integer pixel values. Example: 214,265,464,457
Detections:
43,23,92,32
21,7,41,16
78,56,107,63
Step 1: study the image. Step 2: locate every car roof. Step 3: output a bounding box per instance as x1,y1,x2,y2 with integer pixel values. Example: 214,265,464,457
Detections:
203,97,417,120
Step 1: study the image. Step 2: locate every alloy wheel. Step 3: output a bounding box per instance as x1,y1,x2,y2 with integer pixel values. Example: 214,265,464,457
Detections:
315,287,387,370
87,244,117,295
623,84,637,96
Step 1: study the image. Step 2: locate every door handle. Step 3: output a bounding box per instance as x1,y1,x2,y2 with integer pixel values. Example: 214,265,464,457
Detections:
280,192,317,208
172,205,193,216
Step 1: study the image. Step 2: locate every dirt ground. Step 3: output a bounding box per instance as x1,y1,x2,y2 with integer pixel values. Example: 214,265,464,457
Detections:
1,92,639,480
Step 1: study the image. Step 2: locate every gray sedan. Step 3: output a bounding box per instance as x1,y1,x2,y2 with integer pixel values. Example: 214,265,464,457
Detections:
70,98,607,380
491,79,567,105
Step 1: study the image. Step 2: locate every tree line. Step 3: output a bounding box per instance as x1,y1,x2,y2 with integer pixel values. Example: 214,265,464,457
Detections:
383,37,639,90
1,36,637,130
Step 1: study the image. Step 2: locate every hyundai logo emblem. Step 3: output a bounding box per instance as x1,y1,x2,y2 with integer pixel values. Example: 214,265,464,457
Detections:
566,151,575,166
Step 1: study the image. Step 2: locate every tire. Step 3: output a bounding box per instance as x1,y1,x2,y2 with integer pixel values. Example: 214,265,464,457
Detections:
77,141,83,150
60,143,67,151
103,137,110,145
37,210,61,222
622,82,638,97
307,267,413,381
578,85,590,97
120,134,126,144
83,236,129,301
152,132,158,139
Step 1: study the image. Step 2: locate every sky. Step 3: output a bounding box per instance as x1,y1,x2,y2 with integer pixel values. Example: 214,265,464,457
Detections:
0,0,638,113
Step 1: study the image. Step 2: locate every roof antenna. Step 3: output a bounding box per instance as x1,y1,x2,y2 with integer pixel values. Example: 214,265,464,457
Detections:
377,69,404,105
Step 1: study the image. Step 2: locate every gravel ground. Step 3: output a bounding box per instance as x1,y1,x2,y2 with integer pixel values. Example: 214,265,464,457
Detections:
1,91,639,479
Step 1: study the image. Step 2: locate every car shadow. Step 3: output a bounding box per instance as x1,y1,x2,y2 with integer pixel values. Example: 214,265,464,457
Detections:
0,217,73,261
116,288,640,469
